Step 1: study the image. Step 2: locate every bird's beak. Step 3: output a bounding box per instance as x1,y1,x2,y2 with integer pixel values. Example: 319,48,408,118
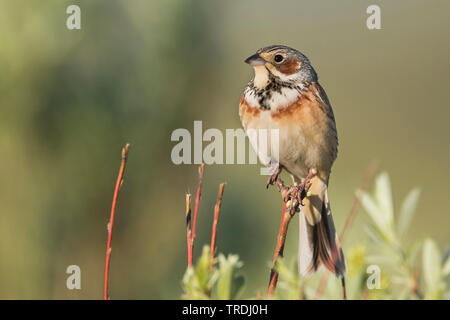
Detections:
245,53,265,66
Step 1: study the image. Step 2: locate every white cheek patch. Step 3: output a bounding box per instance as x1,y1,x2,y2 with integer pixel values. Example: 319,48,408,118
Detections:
244,62,304,111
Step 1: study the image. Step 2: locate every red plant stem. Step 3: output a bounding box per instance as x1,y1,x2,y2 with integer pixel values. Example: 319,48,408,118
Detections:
104,143,130,300
185,194,193,267
313,161,379,300
267,170,316,297
209,183,226,270
267,201,289,297
191,163,205,258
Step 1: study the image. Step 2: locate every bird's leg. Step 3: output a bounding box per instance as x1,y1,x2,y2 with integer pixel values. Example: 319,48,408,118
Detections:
266,162,283,189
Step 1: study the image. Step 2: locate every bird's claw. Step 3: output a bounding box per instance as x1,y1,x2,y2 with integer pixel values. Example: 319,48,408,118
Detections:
282,185,306,207
266,163,282,189
267,168,317,213
279,171,316,209
266,174,279,189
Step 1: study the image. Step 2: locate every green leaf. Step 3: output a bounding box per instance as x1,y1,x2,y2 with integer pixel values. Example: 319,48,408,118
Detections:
357,190,384,231
182,266,211,300
347,245,366,277
274,258,291,280
358,189,394,243
374,172,394,229
398,188,421,236
364,224,383,244
364,224,393,246
274,258,301,297
230,275,245,299
443,256,450,276
405,239,424,268
181,245,219,300
422,238,444,299
195,246,211,292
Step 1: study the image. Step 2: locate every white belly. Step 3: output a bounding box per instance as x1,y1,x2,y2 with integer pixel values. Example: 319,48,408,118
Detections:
246,111,311,179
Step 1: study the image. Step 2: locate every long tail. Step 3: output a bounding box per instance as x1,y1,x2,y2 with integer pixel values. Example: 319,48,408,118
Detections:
298,175,347,277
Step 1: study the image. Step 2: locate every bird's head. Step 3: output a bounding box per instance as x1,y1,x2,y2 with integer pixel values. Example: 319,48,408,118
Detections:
245,45,317,89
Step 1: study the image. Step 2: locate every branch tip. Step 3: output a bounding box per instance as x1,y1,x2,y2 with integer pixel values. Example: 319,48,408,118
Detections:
210,183,226,270
104,144,130,300
121,143,130,159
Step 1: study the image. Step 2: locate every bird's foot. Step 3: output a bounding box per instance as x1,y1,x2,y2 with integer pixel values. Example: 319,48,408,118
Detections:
279,169,317,209
281,185,305,207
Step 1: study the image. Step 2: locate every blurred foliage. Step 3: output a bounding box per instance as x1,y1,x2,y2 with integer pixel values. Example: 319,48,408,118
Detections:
182,246,218,299
0,1,448,299
182,245,245,300
182,173,449,299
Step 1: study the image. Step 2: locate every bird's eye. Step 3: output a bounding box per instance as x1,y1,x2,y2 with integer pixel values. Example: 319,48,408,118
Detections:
274,54,284,63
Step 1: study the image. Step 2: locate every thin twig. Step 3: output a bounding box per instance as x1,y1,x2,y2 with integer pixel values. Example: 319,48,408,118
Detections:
185,194,193,267
104,143,130,300
267,170,316,298
313,160,379,300
191,163,205,260
209,183,226,270
267,201,288,297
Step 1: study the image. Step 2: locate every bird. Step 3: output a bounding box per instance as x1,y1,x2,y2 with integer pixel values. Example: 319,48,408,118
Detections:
239,45,347,278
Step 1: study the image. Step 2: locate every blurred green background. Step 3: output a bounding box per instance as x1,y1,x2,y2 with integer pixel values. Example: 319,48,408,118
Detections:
0,0,448,299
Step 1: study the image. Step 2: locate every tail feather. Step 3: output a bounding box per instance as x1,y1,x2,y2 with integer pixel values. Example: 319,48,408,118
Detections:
298,175,346,277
